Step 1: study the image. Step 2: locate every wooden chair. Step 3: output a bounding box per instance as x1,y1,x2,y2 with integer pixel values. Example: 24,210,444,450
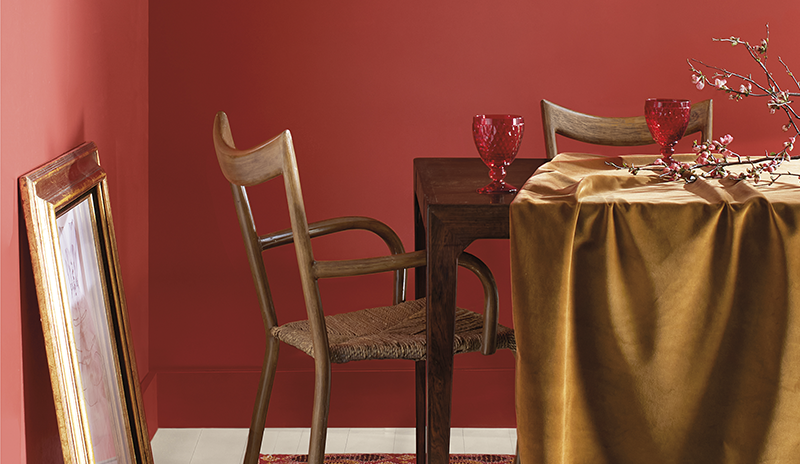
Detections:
541,99,713,159
213,112,517,464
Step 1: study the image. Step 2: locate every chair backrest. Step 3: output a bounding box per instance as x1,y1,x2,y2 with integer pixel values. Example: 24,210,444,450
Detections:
213,111,330,358
540,99,713,159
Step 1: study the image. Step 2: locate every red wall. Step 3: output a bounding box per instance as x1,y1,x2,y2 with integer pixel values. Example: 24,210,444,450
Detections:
148,1,800,429
4,3,799,462
1,0,149,462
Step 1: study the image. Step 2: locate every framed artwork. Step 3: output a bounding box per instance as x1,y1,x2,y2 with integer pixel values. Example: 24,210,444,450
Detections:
20,142,152,464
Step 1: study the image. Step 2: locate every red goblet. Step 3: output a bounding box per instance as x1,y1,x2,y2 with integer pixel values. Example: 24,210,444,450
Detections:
644,99,691,164
473,114,525,194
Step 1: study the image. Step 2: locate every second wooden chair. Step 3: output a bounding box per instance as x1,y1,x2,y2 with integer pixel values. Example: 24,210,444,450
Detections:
541,99,713,159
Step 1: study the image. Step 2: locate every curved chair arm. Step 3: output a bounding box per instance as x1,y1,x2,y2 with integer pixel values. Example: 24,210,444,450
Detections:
260,216,407,302
457,252,500,356
314,250,500,355
313,250,427,278
260,216,406,256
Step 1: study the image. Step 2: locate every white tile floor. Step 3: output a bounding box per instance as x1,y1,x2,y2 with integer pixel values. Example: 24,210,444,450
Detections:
151,428,517,464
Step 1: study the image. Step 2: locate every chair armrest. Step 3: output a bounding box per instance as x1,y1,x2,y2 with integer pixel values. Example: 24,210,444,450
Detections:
259,216,405,255
457,252,499,356
313,250,426,278
259,216,408,302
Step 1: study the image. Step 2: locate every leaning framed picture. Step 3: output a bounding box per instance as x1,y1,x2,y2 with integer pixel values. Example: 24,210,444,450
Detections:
20,142,153,464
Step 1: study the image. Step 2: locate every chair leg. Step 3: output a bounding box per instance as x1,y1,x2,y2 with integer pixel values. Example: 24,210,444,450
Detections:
308,356,332,464
243,337,280,464
415,360,426,464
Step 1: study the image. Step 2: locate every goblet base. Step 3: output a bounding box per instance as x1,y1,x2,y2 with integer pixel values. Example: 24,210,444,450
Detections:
477,180,517,194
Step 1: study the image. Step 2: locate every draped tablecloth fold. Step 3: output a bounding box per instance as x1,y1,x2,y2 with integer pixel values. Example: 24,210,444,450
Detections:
510,153,800,464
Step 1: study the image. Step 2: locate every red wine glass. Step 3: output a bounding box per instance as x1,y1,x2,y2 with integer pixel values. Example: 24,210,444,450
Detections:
644,99,691,163
473,114,525,194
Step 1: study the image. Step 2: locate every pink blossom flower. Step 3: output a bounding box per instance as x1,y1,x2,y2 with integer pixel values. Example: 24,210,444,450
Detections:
692,74,705,90
719,134,734,145
769,92,788,114
739,83,752,94
692,143,707,153
714,78,728,89
762,159,779,173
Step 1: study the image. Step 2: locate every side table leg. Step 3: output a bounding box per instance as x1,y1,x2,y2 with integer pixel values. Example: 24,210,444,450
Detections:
415,360,427,464
426,212,461,464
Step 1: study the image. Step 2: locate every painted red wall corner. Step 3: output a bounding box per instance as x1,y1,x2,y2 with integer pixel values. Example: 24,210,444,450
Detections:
1,0,149,461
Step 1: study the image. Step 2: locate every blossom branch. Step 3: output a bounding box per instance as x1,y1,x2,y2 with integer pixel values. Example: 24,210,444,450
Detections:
606,132,797,184
676,24,800,183
688,59,771,97
713,25,780,92
611,25,800,184
780,57,800,93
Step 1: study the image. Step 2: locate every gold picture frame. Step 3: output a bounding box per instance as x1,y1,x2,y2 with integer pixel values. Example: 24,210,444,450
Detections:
19,142,153,464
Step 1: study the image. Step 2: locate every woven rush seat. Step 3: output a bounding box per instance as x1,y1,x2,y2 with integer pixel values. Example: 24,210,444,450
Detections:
272,297,516,363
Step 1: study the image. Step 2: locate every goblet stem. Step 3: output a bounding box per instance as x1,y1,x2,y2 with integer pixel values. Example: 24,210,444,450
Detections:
661,142,677,163
490,165,507,182
477,166,516,194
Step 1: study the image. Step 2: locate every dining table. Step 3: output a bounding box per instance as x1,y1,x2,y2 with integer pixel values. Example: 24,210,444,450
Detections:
510,152,800,463
413,157,548,464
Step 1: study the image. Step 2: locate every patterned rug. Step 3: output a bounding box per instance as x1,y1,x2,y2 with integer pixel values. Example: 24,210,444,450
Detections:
259,454,515,464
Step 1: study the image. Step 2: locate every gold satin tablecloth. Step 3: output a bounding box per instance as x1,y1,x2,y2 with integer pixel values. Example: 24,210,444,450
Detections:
510,153,800,464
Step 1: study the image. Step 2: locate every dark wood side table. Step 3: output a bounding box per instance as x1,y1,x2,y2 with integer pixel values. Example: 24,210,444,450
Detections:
413,157,547,464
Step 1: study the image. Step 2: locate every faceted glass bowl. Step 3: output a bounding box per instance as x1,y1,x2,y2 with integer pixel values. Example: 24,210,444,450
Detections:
473,114,525,194
644,99,691,163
